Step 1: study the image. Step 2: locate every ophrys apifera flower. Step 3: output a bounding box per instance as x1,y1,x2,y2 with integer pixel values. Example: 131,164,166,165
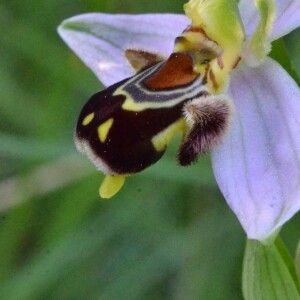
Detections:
58,0,300,241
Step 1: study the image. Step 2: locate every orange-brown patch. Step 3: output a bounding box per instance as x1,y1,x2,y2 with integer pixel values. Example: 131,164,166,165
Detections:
143,53,198,91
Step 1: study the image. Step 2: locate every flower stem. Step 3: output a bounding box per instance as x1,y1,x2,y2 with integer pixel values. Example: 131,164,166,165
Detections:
242,238,299,300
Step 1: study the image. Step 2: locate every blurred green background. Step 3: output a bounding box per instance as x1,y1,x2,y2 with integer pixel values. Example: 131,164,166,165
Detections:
0,1,299,299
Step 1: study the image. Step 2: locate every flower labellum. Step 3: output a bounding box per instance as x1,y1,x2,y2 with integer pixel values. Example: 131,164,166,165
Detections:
74,0,243,198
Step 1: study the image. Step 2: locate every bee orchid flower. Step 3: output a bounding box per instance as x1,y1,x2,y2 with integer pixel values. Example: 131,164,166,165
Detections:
58,0,300,241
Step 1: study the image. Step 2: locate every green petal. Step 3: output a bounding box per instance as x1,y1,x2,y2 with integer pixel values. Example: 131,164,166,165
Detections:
243,0,276,66
184,0,244,92
184,0,244,52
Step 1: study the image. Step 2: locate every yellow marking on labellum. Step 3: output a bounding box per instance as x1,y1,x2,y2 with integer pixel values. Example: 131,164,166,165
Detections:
121,98,158,112
82,112,95,126
114,60,203,112
99,175,125,199
151,118,187,152
121,96,192,112
98,118,114,143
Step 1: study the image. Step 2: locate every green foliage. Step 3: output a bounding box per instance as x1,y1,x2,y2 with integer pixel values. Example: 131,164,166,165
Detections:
0,0,299,299
296,241,300,281
242,239,299,300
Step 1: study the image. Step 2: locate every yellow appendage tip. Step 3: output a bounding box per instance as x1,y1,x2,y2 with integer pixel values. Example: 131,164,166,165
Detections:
99,175,125,199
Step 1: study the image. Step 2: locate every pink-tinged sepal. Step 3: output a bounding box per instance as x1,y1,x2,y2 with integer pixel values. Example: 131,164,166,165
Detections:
212,58,300,240
239,0,300,42
58,13,189,86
